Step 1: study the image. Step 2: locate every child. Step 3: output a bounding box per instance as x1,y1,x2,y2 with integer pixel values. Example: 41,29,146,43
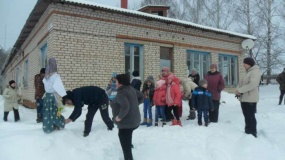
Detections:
141,76,155,127
166,74,182,126
106,73,117,102
153,79,167,127
192,79,214,127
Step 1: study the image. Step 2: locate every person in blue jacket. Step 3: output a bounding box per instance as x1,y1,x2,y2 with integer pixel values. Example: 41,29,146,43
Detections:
62,86,114,137
192,79,214,127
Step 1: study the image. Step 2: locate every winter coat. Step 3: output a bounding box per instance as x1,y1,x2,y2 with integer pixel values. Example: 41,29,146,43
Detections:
111,85,144,129
166,79,182,107
276,72,285,90
34,73,45,99
130,77,142,91
237,65,261,103
153,85,167,106
204,71,225,100
192,87,214,110
142,82,155,104
3,86,20,111
68,86,107,121
188,73,200,85
180,78,198,100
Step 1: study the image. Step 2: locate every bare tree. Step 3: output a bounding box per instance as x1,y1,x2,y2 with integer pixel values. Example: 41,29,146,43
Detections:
203,0,236,29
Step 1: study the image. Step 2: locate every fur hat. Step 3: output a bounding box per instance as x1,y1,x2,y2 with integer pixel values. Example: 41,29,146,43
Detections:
40,68,45,74
132,71,139,77
9,80,16,86
199,79,208,86
243,57,255,67
210,64,218,69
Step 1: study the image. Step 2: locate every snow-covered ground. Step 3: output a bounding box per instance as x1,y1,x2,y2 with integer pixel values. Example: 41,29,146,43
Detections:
0,84,285,160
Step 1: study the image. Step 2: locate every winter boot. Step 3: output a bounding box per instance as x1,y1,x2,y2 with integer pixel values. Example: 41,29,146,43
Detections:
154,122,158,127
36,113,42,123
146,119,152,127
171,119,178,126
162,122,166,127
83,131,89,137
177,120,182,126
4,112,9,121
140,118,147,125
13,108,20,122
198,122,202,126
205,122,209,127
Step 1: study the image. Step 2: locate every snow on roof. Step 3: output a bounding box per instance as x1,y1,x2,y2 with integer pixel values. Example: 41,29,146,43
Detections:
137,5,170,11
64,0,256,40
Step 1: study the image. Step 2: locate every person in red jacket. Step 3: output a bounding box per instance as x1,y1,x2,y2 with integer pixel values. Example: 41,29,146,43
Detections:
204,64,225,123
166,74,182,126
153,79,167,127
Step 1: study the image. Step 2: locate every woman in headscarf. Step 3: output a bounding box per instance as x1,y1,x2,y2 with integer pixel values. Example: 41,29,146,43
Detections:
42,57,67,133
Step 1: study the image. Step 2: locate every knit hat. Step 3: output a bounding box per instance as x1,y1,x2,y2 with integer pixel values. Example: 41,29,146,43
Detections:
199,79,208,86
156,79,166,88
210,64,218,69
243,57,255,67
146,75,154,83
162,67,170,72
40,68,45,74
9,80,16,86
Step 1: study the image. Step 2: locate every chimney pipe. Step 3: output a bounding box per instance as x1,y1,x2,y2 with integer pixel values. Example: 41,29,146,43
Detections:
121,0,128,9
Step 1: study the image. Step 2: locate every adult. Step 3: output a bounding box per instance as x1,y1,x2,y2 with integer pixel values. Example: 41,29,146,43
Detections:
204,64,225,123
130,71,142,91
110,74,144,160
34,68,45,123
276,68,285,105
235,57,261,138
188,68,200,85
63,86,114,137
180,77,198,120
42,57,66,133
3,80,20,122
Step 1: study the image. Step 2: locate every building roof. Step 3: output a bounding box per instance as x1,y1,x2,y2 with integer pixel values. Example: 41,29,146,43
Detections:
1,0,256,75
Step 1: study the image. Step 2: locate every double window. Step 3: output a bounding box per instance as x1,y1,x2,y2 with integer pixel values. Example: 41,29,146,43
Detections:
125,43,144,79
219,54,238,86
187,50,210,79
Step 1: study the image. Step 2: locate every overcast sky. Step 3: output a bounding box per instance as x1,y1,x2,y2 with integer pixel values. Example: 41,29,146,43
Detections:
0,0,141,51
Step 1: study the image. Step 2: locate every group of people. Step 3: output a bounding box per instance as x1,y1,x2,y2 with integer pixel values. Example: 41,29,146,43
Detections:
3,56,273,160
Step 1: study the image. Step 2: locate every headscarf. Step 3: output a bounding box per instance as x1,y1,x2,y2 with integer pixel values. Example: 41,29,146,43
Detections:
45,57,58,79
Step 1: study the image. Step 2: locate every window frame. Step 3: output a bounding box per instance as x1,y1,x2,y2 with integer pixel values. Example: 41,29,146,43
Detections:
124,43,144,80
218,54,238,87
186,50,210,79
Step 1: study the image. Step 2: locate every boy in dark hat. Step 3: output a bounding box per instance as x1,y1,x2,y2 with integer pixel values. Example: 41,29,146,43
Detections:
192,79,214,127
62,86,114,137
34,68,45,123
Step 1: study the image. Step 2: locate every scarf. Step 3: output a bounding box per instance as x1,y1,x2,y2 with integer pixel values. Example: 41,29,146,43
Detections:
166,83,174,106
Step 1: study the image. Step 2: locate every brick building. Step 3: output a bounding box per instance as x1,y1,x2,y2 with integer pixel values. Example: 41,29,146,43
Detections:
1,0,256,108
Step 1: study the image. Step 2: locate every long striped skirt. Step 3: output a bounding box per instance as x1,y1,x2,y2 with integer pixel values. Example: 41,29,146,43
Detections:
42,93,65,133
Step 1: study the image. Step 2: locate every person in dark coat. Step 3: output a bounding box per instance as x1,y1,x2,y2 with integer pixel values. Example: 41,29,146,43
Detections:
204,64,225,123
276,68,285,105
192,79,214,127
188,68,200,85
63,86,114,137
111,74,144,160
130,71,142,91
34,68,45,123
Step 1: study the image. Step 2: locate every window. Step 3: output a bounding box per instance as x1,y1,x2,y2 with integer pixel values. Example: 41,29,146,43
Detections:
219,54,238,86
160,47,173,72
24,60,29,88
40,44,47,68
16,67,21,87
187,50,210,79
125,43,144,79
